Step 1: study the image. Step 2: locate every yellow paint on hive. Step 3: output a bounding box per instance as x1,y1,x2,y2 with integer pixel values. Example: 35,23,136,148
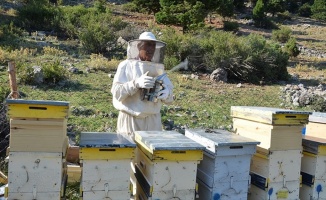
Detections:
79,148,135,160
302,151,317,157
318,145,326,155
136,142,203,161
8,104,69,118
273,114,309,125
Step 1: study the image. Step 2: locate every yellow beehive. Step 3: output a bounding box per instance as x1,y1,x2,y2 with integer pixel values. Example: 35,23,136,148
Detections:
134,131,205,200
6,99,69,153
305,112,326,139
79,132,136,200
231,106,310,153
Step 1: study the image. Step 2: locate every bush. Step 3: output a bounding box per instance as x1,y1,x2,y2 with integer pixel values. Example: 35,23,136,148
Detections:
311,0,326,22
272,26,292,43
18,61,69,85
311,95,326,112
161,29,289,84
223,21,239,32
284,37,300,57
298,3,312,17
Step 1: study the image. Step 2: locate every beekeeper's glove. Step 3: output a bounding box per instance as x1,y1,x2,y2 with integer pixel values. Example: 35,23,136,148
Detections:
157,84,169,100
135,71,154,89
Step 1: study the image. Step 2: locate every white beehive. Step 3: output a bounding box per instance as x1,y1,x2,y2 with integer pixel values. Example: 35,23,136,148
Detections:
305,112,326,139
185,128,259,200
79,132,136,200
7,152,66,200
249,149,302,200
300,135,326,200
134,131,205,200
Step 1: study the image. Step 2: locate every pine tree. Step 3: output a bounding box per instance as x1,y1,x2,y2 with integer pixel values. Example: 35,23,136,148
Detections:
311,0,326,22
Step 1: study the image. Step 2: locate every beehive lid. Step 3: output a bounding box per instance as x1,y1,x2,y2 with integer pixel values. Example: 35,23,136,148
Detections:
6,99,69,118
185,129,260,154
309,112,326,124
231,106,311,125
79,132,136,148
302,135,326,155
135,131,205,151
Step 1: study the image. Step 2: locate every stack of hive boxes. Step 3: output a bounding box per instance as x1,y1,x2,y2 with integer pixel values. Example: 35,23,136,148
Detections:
231,106,311,200
300,112,326,199
6,99,69,199
185,128,260,200
134,130,205,200
79,132,136,200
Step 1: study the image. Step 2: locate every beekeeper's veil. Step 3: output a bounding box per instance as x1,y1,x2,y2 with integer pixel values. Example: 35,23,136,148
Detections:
127,32,166,64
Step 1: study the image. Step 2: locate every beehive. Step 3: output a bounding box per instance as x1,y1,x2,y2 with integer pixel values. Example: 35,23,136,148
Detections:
231,106,311,200
231,106,310,154
134,131,205,200
7,152,66,200
300,135,326,200
185,128,259,200
305,112,326,139
249,149,302,200
6,99,69,153
79,132,136,200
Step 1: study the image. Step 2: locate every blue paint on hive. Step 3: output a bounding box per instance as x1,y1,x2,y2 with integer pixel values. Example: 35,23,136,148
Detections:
213,193,220,200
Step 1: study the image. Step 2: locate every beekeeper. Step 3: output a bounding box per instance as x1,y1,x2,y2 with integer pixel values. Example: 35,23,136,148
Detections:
111,31,174,140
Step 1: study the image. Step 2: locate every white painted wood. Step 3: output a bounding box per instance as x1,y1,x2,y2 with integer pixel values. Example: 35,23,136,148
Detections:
81,159,131,191
8,152,63,193
185,129,258,200
251,150,302,183
300,179,326,200
301,154,326,180
248,180,300,200
136,180,196,200
82,190,130,200
136,149,198,191
197,178,249,200
8,192,61,200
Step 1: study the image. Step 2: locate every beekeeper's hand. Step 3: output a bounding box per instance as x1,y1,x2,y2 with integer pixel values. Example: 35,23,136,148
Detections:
157,84,169,100
135,71,154,89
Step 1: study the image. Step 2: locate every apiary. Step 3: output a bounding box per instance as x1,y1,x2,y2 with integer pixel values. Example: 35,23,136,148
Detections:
79,132,136,200
184,128,259,200
134,130,205,200
6,99,69,153
305,112,326,139
7,152,66,200
231,106,310,154
300,135,326,200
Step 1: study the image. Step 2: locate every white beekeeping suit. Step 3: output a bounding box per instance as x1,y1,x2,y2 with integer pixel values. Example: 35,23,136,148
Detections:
111,32,174,140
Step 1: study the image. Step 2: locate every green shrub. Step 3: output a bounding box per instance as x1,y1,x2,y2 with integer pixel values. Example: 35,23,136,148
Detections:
18,61,69,85
223,21,239,32
17,0,60,33
311,95,326,112
298,3,312,17
284,37,300,57
311,0,326,22
272,26,292,43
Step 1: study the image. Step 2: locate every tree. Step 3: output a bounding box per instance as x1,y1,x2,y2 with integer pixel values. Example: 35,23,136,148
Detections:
253,0,266,27
311,0,326,22
216,0,234,18
155,0,206,33
266,0,286,16
132,0,161,14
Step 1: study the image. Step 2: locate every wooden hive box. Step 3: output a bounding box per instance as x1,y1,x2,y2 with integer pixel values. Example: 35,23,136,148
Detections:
305,112,326,139
7,99,69,153
231,106,310,154
79,132,136,200
134,131,205,200
300,135,326,200
248,149,302,200
7,152,66,200
185,128,259,200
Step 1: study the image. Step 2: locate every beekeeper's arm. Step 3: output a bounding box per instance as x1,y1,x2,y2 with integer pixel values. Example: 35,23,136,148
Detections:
111,64,154,102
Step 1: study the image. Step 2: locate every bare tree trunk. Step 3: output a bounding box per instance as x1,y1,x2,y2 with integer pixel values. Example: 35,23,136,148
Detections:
8,61,18,99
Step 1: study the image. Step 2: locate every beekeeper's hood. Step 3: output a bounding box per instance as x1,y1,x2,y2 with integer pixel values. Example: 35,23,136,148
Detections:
127,32,166,64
